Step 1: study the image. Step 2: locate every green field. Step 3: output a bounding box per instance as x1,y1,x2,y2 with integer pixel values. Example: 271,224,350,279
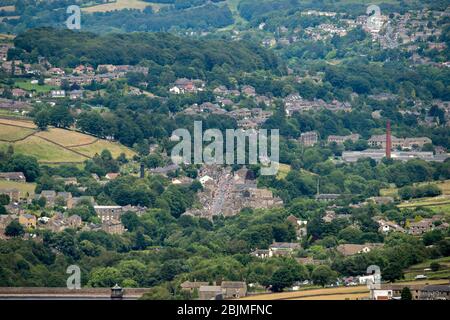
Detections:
81,0,151,12
14,80,58,93
0,136,88,163
0,180,36,197
35,128,97,147
381,180,450,197
0,119,136,164
0,124,35,142
381,180,450,213
404,257,450,281
71,139,136,159
397,196,450,213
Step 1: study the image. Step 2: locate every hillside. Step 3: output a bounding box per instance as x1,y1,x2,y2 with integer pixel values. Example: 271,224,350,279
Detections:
81,0,152,13
381,180,450,214
12,28,282,73
0,118,135,164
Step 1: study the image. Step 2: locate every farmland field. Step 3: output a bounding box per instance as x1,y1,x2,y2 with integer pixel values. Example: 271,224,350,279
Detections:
0,136,88,163
241,285,370,300
0,124,35,142
397,195,450,210
381,179,450,197
0,180,36,197
0,118,36,129
404,257,450,281
14,80,58,93
81,0,151,12
71,139,136,158
0,119,135,164
241,279,449,300
35,128,97,147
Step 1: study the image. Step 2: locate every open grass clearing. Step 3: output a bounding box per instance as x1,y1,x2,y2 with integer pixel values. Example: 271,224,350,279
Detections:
70,139,136,159
0,137,88,163
81,0,151,12
35,128,97,147
0,124,35,141
0,118,36,129
0,180,36,196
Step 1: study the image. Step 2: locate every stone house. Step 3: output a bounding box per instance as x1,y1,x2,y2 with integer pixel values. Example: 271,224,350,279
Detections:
101,219,125,235
39,190,57,207
94,206,124,222
299,131,318,146
420,285,450,300
0,188,20,203
19,213,36,228
221,282,247,299
56,192,73,209
269,242,301,256
241,85,256,97
336,243,383,256
250,249,271,259
66,215,82,228
408,219,434,235
199,286,223,300
0,172,26,182
327,134,360,145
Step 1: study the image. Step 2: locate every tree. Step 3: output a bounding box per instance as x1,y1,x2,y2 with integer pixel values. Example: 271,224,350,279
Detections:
133,231,148,250
0,194,10,205
270,267,295,292
121,212,141,232
34,109,51,130
5,220,24,237
338,226,363,244
49,105,74,128
383,262,404,282
430,262,440,272
88,267,122,287
423,230,444,246
117,260,146,283
140,286,173,300
6,154,40,182
400,287,412,300
311,265,336,287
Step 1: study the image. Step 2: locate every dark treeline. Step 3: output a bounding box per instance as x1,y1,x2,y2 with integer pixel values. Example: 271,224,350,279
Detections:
11,28,283,74
0,0,234,34
83,4,234,32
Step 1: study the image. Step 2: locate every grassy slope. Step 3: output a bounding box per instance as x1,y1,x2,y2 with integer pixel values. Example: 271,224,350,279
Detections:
0,125,35,142
14,80,58,93
380,180,450,213
35,128,97,147
0,119,135,163
381,180,450,197
0,180,36,196
404,257,450,281
0,136,88,163
71,139,136,158
81,0,152,13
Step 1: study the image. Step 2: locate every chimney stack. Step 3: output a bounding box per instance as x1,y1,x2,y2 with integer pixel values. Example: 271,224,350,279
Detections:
386,120,392,159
